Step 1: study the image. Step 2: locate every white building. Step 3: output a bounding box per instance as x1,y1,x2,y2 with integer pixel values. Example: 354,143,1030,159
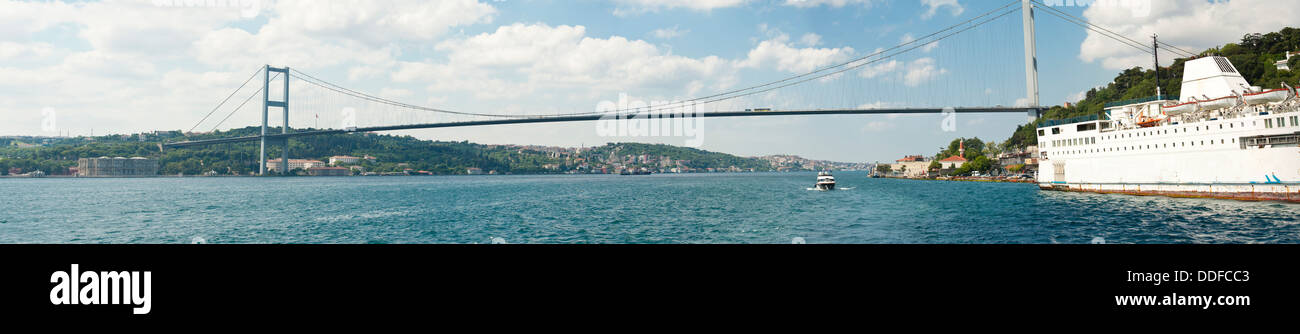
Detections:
1276,51,1298,71
266,159,326,172
329,155,361,165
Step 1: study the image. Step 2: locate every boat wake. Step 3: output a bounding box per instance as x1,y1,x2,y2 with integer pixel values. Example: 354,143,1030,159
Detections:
807,187,853,191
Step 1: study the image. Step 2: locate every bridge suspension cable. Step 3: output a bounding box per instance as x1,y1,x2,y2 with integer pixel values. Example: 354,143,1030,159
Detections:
187,67,264,133
684,6,1024,109
1031,0,1196,58
209,72,280,132
289,68,539,119
271,0,1024,121
541,0,1027,117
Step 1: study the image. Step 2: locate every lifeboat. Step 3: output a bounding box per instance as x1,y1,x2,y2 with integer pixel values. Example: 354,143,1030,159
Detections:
1161,101,1198,115
1197,95,1238,111
1136,115,1161,128
1242,88,1291,105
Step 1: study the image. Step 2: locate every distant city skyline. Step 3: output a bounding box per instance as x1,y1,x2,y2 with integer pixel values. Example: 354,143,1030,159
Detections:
1,0,1297,162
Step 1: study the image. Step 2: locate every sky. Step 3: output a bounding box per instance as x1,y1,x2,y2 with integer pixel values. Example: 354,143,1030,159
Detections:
1,0,1298,162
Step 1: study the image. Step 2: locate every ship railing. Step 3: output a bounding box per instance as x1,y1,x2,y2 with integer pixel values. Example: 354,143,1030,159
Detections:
1103,95,1180,108
1039,115,1099,127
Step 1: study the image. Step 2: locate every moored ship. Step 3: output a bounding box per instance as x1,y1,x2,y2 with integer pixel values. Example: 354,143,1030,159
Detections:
1036,55,1300,202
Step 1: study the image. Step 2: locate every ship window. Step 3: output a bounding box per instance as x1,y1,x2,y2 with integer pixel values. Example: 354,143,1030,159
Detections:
1266,119,1273,128
1038,129,1045,136
1292,116,1299,126
1220,124,1223,129
1052,127,1061,134
1278,117,1285,126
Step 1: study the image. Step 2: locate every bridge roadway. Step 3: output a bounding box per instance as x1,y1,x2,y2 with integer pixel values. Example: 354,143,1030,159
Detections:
162,107,1046,148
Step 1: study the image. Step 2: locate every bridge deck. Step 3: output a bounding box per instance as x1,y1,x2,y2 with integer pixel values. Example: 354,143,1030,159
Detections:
163,107,1045,148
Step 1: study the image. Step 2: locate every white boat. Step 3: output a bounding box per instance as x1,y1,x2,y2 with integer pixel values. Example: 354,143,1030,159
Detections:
815,171,836,191
1036,55,1300,202
1242,88,1292,105
1161,101,1197,115
1197,95,1238,111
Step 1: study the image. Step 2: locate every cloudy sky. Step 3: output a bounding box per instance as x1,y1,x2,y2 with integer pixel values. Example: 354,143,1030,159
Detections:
1,0,1297,162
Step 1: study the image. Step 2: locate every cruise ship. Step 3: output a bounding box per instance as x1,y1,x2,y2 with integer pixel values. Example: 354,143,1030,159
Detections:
1037,56,1300,202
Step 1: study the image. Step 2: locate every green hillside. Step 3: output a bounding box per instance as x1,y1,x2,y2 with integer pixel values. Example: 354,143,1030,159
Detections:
0,127,776,176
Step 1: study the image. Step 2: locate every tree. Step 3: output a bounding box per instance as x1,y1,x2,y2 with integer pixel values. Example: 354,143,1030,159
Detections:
876,164,892,175
928,160,941,171
1242,33,1264,51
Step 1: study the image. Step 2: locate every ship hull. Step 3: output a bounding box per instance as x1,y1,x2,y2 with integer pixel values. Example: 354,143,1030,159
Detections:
1038,182,1300,202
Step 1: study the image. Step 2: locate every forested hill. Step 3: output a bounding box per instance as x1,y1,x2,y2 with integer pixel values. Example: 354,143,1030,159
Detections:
1002,27,1300,150
0,126,779,175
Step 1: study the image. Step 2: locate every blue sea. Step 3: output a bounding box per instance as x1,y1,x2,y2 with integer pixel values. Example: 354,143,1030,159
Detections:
2,172,1298,244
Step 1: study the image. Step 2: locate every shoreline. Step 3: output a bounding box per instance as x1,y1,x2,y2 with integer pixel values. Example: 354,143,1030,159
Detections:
878,175,1036,184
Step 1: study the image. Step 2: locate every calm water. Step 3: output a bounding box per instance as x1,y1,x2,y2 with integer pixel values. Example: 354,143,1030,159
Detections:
2,172,1298,244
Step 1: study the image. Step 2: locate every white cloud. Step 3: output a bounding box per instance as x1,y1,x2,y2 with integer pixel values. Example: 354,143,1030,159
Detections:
0,0,499,135
612,0,749,16
800,33,823,47
392,23,734,101
1079,0,1299,70
0,41,54,60
902,57,947,87
783,0,878,8
651,26,689,39
858,59,901,79
270,0,496,45
737,33,855,73
900,33,938,52
920,0,963,19
1066,90,1088,104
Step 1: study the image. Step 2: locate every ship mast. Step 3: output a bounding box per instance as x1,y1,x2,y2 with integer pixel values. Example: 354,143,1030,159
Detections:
1153,34,1161,99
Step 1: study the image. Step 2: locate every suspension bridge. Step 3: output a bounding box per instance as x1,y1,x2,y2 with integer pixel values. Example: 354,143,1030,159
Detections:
162,0,1198,175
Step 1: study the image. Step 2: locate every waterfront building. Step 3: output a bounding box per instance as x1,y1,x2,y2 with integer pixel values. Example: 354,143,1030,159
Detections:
938,155,967,169
266,159,326,172
329,155,361,165
1275,51,1297,71
467,167,484,175
893,155,931,178
77,157,159,177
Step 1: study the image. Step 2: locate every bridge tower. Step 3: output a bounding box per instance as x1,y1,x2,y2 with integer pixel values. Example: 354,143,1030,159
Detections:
1021,0,1040,121
260,65,290,176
